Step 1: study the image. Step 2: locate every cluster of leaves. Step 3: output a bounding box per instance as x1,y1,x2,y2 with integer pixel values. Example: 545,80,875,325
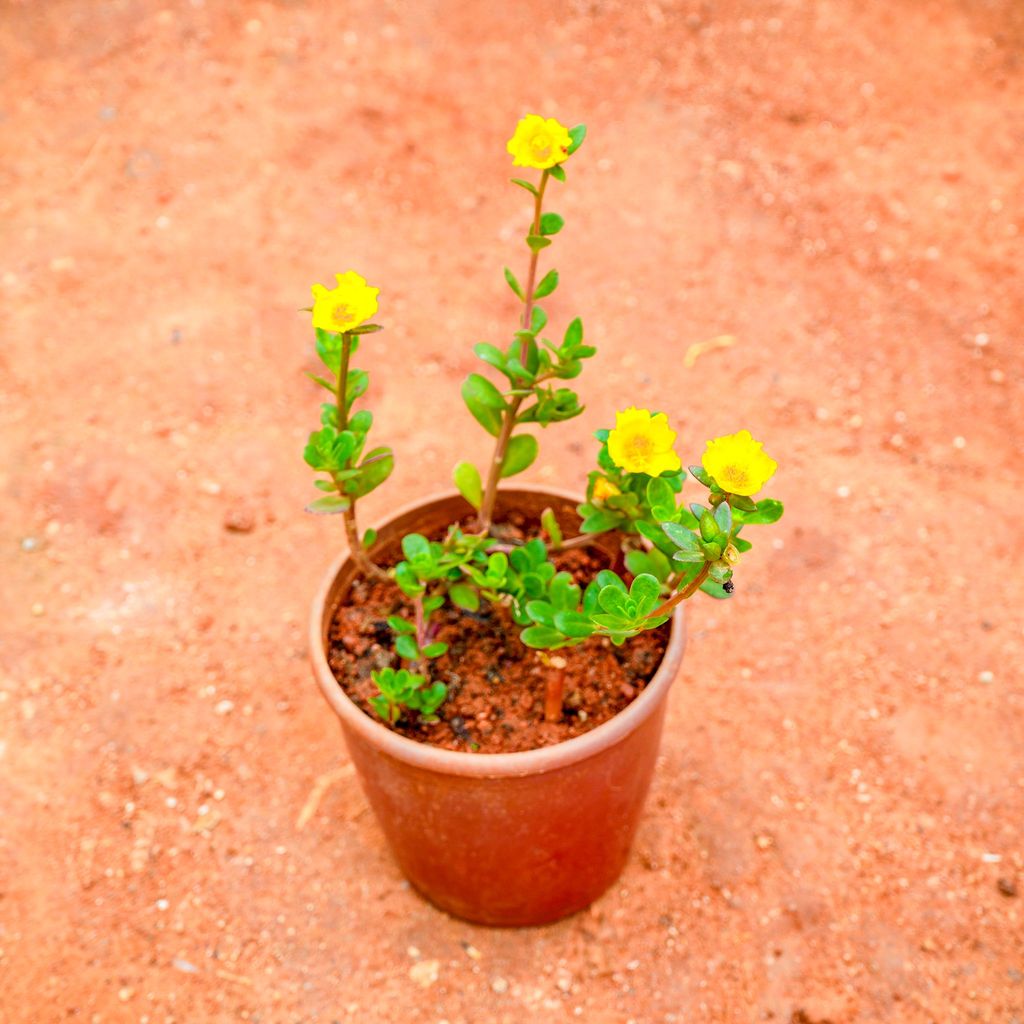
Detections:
520,569,669,649
368,667,446,725
303,328,394,515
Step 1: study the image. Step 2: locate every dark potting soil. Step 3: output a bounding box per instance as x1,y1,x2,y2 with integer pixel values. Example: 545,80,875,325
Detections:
325,511,671,753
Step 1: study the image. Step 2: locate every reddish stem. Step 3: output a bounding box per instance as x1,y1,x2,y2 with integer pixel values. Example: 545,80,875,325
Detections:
544,666,565,724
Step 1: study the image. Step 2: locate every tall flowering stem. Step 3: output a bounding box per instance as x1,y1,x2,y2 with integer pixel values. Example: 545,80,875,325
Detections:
477,170,551,533
303,270,393,581
335,333,385,580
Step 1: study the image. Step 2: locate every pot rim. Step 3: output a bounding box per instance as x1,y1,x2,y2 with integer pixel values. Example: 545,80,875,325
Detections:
309,484,686,779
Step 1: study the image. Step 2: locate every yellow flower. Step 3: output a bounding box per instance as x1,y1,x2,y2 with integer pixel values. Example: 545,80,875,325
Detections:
607,408,682,476
506,115,572,170
591,476,621,503
310,271,379,334
702,430,778,496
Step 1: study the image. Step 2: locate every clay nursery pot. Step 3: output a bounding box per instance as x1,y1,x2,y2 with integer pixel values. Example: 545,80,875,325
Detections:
310,485,686,927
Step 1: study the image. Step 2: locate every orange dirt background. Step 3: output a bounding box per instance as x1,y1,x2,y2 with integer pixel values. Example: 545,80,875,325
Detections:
2,1,1022,1022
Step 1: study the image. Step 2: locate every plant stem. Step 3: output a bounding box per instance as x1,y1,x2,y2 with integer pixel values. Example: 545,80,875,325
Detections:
557,533,601,552
336,332,384,580
544,667,565,723
477,170,551,533
647,563,711,620
413,594,426,649
519,170,550,332
541,653,566,723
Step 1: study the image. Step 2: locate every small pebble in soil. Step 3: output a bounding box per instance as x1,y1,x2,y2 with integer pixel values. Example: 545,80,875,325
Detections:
223,507,255,533
491,977,509,994
448,716,476,744
408,959,440,987
997,877,1017,898
20,536,41,552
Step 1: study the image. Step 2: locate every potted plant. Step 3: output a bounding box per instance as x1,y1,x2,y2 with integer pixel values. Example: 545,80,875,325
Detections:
305,115,784,926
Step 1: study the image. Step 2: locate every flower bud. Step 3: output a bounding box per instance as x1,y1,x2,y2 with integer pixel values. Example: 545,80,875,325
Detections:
700,539,723,561
699,509,718,542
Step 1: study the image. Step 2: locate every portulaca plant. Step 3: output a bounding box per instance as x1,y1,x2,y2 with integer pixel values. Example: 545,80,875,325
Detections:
303,115,783,726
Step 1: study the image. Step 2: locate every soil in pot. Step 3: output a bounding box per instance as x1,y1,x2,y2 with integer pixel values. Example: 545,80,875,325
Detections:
325,510,670,754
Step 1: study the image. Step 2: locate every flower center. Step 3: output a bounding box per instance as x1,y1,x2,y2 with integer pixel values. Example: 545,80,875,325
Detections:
722,464,750,489
530,133,552,159
625,434,654,461
332,302,354,325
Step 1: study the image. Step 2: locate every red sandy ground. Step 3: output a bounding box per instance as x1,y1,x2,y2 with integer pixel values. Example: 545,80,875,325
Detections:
2,1,1022,1021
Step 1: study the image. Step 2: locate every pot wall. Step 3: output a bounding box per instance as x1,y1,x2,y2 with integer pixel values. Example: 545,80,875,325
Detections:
310,486,686,926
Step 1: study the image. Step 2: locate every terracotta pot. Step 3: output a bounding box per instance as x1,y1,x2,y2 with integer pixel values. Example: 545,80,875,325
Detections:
309,485,686,927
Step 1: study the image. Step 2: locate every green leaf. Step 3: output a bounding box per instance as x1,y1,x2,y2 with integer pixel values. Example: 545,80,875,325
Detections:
624,548,672,583
387,616,415,635
348,409,373,434
549,164,566,182
511,177,538,196
563,317,583,350
636,519,677,556
553,610,595,638
729,493,758,512
350,323,383,335
520,624,568,649
500,434,538,478
549,571,581,611
449,583,480,612
394,563,424,597
395,635,419,661
596,570,628,593
423,595,444,613
540,212,565,236
421,641,448,659
306,371,336,392
463,373,506,409
671,547,706,564
345,447,394,497
503,266,524,300
567,124,586,154
540,507,563,549
401,533,431,562
735,498,785,525
688,464,713,487
461,375,505,436
530,306,548,334
580,509,620,534
525,600,556,628
646,477,677,520
699,510,719,542
714,501,733,534
629,574,661,616
533,269,559,298
314,328,343,373
734,536,752,553
527,234,552,252
597,585,631,618
346,369,369,406
474,342,508,374
453,461,483,510
304,495,350,514
662,522,700,552
416,681,448,716
362,528,377,548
